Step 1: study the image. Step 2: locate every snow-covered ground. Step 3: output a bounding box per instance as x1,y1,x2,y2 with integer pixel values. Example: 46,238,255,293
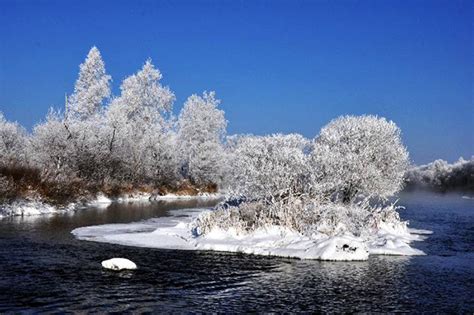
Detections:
0,200,77,217
0,193,222,217
72,208,431,261
115,192,221,203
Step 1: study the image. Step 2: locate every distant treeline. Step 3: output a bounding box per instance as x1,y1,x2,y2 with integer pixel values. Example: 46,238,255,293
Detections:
405,157,474,192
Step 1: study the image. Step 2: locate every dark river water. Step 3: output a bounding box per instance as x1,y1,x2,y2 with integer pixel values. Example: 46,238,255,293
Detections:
0,192,473,313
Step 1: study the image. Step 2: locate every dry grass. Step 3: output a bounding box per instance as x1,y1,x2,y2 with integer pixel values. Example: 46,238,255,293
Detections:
0,164,219,206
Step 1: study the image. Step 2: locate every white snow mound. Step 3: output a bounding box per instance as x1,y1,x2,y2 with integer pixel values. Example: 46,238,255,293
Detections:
101,258,137,271
87,194,113,208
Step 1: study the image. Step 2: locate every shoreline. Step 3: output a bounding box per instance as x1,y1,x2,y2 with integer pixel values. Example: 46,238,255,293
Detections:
0,192,222,217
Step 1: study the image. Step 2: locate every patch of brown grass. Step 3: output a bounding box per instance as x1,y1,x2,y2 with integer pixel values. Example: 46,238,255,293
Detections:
0,164,220,206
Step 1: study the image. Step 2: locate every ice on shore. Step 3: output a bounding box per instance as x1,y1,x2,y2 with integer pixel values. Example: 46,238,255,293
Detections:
101,258,137,271
115,192,222,203
72,208,428,261
0,200,76,217
87,194,113,208
0,193,221,217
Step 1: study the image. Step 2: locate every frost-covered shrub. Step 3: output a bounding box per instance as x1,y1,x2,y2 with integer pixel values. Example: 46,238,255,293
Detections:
406,157,474,192
226,133,310,202
310,115,409,203
196,113,411,235
177,91,227,186
193,202,261,235
194,198,405,238
198,120,409,237
0,112,28,166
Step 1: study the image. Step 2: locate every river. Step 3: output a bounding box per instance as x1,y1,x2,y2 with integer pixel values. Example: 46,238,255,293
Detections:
0,192,473,312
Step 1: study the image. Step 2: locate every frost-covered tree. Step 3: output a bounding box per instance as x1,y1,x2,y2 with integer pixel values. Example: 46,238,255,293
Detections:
68,47,111,120
108,59,174,129
177,91,227,185
106,59,178,183
226,133,310,202
31,47,114,182
406,157,474,191
194,133,311,234
29,109,72,180
30,109,115,182
0,112,28,165
102,119,179,184
310,115,409,203
66,114,116,182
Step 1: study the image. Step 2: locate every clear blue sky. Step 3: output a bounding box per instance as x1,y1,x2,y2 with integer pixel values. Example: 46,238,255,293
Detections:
0,0,472,164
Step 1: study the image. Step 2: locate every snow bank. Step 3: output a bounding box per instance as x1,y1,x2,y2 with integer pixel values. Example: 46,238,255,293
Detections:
368,222,429,256
114,192,152,203
0,194,112,217
115,192,222,203
101,258,137,271
0,200,76,217
153,192,221,201
0,193,221,217
197,226,369,260
72,208,428,261
87,194,113,208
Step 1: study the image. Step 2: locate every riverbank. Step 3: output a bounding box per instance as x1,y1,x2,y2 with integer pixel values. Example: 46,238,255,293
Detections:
0,191,222,217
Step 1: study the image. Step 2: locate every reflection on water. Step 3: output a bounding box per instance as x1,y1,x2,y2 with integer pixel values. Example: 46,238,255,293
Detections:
0,193,473,312
3,199,219,241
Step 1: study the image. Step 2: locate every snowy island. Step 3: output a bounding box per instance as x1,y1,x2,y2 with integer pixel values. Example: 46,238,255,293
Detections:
72,115,432,261
73,207,431,261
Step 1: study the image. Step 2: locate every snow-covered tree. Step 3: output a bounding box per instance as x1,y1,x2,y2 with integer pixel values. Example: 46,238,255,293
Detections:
406,157,474,191
0,112,28,165
108,59,174,129
102,119,179,184
106,59,178,183
68,47,111,120
226,133,310,201
310,115,409,203
66,114,116,182
29,109,72,180
177,91,227,185
30,109,114,182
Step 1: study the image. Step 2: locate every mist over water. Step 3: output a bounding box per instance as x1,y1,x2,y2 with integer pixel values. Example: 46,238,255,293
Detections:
0,192,473,313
